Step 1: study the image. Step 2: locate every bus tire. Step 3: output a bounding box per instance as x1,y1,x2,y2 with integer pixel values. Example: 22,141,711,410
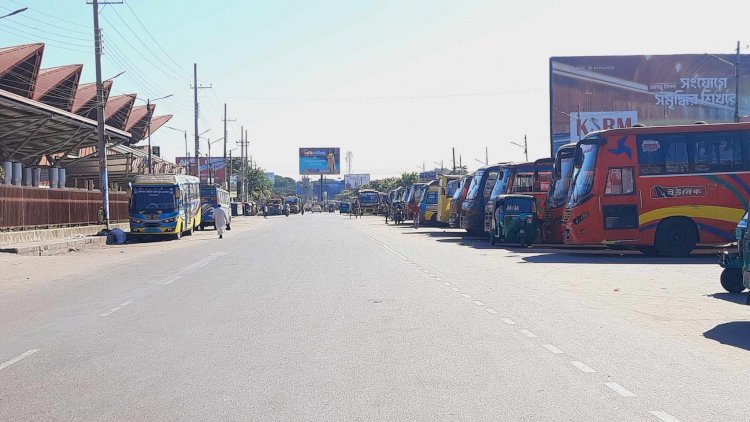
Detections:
654,217,698,257
174,229,182,240
430,214,437,226
186,225,194,236
637,246,659,256
720,268,745,293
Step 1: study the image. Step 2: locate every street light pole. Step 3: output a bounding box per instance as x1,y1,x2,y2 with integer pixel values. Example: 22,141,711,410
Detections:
166,126,190,175
511,135,529,162
0,7,27,19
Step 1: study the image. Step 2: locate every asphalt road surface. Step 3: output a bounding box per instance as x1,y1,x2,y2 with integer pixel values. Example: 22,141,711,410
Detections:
1,213,750,421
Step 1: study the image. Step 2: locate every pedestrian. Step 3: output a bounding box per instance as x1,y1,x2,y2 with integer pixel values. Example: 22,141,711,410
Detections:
213,204,228,239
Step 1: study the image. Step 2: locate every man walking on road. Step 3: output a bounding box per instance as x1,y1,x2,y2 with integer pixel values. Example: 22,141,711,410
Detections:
213,204,228,239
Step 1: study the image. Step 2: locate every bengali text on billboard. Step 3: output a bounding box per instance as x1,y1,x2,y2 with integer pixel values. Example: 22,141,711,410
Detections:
299,147,340,175
549,54,750,154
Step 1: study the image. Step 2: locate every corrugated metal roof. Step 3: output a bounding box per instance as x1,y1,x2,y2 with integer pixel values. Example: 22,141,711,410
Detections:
146,114,173,137
104,93,136,130
0,43,44,98
71,79,112,118
124,103,155,143
32,64,83,111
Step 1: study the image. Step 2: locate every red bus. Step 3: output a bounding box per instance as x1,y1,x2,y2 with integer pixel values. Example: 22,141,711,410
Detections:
543,143,576,244
482,159,553,234
563,122,750,256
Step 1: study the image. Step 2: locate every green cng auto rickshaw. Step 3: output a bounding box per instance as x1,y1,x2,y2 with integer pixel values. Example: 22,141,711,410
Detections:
489,194,538,246
718,208,749,293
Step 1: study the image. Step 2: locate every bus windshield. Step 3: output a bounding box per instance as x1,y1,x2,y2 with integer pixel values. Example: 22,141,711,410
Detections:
567,143,599,207
426,191,438,204
489,169,510,199
465,170,485,200
131,186,176,212
550,154,575,207
359,192,379,204
446,180,460,197
452,178,467,200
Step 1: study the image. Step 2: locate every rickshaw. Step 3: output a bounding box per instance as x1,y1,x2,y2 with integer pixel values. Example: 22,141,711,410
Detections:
718,207,749,293
340,202,351,214
488,194,539,246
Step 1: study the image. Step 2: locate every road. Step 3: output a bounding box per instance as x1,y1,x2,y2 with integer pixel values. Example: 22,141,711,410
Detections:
1,213,750,421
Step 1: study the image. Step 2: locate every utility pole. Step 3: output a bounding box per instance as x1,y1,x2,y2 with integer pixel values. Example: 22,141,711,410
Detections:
245,129,249,200
452,147,456,174
736,40,741,123
222,103,236,190
90,0,122,230
511,135,529,162
191,63,211,178
485,146,489,165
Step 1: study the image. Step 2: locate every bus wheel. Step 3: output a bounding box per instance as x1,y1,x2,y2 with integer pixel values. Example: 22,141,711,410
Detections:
654,218,697,257
174,230,182,240
637,246,658,256
430,214,437,226
720,268,745,293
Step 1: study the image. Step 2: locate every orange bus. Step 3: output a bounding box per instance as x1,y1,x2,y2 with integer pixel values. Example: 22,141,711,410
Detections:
543,143,576,244
563,122,750,256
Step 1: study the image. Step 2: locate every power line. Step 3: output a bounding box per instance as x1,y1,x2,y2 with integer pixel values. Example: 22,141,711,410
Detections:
1,18,91,43
8,0,90,29
0,26,90,54
203,89,546,102
123,0,192,80
0,4,90,35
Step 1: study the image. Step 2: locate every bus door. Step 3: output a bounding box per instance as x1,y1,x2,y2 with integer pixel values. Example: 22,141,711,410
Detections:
599,135,640,243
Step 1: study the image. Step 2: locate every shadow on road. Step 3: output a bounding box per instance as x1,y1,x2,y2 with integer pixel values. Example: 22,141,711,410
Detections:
520,252,717,265
704,321,750,351
708,292,749,305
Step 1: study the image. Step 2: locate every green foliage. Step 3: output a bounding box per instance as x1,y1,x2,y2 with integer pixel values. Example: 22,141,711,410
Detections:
272,176,297,196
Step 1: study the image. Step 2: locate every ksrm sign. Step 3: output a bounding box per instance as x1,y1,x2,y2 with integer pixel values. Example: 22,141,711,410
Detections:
570,111,637,142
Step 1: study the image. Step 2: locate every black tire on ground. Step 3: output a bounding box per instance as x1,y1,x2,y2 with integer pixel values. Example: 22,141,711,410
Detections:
199,223,204,230
186,225,194,236
174,229,182,240
430,214,437,226
226,224,231,231
637,246,659,256
720,268,745,293
489,228,496,245
654,218,698,257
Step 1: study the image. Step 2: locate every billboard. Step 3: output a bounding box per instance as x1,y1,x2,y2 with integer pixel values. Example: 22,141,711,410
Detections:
176,157,226,182
550,54,750,154
299,147,340,175
344,173,370,189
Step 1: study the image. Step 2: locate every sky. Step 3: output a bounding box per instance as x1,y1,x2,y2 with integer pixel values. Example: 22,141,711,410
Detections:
2,0,750,180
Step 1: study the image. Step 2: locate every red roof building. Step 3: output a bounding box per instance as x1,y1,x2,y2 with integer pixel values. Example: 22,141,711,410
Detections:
0,43,44,98
32,64,83,112
104,93,136,130
71,80,113,119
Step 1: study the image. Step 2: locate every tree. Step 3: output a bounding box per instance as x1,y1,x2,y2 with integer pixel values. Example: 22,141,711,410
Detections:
272,176,297,196
399,172,419,187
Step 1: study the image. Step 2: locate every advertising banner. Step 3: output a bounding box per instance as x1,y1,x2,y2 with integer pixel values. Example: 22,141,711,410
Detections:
299,148,340,175
344,173,370,189
550,54,750,154
176,157,226,182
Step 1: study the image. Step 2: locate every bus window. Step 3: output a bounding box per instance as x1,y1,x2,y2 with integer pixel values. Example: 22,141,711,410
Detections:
605,167,635,195
483,171,499,199
689,132,742,173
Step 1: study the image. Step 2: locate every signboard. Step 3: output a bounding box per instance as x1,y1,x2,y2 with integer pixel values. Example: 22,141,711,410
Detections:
419,171,438,180
176,157,226,182
550,54,750,154
344,173,370,189
299,147,340,175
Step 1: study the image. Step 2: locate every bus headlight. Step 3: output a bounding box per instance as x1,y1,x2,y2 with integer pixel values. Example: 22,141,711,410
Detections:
163,217,177,223
130,218,142,224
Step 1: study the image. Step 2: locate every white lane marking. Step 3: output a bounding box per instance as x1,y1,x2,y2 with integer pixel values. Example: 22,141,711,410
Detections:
434,277,442,281
452,287,460,292
605,382,636,397
461,293,472,299
0,349,39,371
100,301,132,317
542,344,564,354
500,318,516,325
649,411,682,422
473,301,485,306
199,262,209,268
519,329,537,338
485,308,498,314
570,361,596,373
443,282,451,286
162,275,182,285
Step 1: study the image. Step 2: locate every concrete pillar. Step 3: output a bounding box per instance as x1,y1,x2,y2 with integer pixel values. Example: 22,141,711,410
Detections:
1,162,11,184
50,167,59,189
12,162,22,186
58,168,66,188
32,168,41,187
22,167,32,186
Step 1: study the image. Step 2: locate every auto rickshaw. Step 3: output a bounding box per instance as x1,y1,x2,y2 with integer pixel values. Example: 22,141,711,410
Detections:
340,202,351,214
488,194,538,246
718,207,748,293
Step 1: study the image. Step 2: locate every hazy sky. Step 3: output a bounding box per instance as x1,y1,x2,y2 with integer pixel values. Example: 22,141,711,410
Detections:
2,0,749,179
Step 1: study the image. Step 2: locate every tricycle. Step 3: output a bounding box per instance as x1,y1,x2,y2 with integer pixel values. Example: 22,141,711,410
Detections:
488,194,538,246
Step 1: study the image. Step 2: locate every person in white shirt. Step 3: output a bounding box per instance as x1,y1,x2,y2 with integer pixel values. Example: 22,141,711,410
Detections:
213,204,228,239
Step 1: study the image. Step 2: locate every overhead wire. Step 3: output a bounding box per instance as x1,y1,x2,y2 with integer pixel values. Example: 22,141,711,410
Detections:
0,4,90,35
1,18,91,43
0,26,90,55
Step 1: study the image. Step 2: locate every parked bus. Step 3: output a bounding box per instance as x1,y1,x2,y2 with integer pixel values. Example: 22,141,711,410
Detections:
200,184,232,230
481,160,552,235
449,174,473,228
543,143,577,244
422,180,440,224
406,182,429,222
285,195,301,213
461,164,508,234
435,174,461,224
129,174,201,239
563,122,750,256
357,189,381,214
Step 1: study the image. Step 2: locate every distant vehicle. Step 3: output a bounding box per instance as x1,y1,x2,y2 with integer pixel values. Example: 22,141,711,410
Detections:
719,208,748,293
328,203,336,213
357,189,380,214
129,174,201,240
406,183,429,222
200,184,232,230
543,143,576,244
437,175,461,224
266,196,285,216
564,122,750,256
421,180,440,225
311,204,322,213
285,195,301,214
461,164,506,234
449,175,472,228
340,202,351,213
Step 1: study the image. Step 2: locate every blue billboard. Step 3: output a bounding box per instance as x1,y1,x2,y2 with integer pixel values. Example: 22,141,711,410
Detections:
299,147,340,175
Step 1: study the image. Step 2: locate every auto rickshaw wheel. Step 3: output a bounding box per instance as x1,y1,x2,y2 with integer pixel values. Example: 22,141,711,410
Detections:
720,268,745,293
